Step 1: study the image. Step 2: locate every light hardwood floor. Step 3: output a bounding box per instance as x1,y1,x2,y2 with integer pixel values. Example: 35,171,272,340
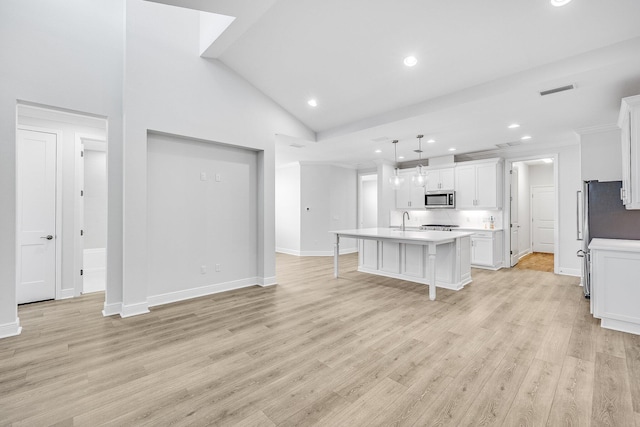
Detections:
2,253,640,426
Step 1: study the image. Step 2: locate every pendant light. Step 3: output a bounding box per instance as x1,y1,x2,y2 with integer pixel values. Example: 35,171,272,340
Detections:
389,140,404,190
412,134,427,187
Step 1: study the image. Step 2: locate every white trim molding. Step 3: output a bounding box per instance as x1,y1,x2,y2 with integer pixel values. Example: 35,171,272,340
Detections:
59,288,75,299
120,302,150,318
0,318,22,339
257,276,277,287
558,267,581,277
102,302,123,317
147,278,260,308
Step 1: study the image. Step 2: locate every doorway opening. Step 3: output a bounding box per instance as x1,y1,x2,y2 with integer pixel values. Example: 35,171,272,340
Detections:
16,103,108,305
507,157,557,273
358,173,378,229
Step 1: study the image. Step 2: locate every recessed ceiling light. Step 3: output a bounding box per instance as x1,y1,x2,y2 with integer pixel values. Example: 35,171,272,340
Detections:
542,158,553,163
374,149,382,153
521,135,532,140
307,99,318,107
508,123,520,129
398,156,405,159
550,0,572,6
403,56,417,67
448,148,456,152
427,139,435,143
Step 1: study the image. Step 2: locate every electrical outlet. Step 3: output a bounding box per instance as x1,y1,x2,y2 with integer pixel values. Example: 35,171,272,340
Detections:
200,265,207,274
200,172,207,181
215,264,221,272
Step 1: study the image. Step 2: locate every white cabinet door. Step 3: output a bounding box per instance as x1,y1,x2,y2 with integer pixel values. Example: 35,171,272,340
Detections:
439,168,455,190
396,170,425,209
425,170,440,192
471,237,493,266
454,160,502,210
454,165,476,209
476,162,498,208
619,95,640,210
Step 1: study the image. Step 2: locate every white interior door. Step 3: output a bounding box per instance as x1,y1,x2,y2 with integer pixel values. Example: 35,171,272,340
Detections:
532,185,555,253
17,129,57,304
510,168,519,266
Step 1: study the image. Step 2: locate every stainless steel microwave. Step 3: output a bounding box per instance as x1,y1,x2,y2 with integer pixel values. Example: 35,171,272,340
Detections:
425,191,455,209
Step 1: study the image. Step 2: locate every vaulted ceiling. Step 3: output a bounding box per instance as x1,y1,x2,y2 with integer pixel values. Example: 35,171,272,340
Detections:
148,0,640,167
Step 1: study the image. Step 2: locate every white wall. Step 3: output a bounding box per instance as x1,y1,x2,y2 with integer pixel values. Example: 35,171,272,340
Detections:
122,1,313,315
377,162,396,227
276,164,301,254
147,133,258,301
529,164,554,187
580,128,622,182
276,163,357,256
0,0,124,336
84,150,108,250
361,178,378,228
298,164,357,255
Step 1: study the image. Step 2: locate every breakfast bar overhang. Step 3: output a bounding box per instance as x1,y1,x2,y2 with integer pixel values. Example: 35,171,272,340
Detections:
330,228,474,301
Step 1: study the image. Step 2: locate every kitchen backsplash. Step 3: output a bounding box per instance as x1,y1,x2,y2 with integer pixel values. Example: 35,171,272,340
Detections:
389,209,503,230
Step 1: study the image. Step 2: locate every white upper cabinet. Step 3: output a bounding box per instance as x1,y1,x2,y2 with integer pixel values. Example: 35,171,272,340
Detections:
395,169,425,209
454,158,503,209
619,94,640,209
425,166,455,191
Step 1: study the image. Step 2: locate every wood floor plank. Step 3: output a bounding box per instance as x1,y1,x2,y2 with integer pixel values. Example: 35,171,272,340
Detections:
591,352,636,426
624,332,640,413
502,358,562,426
546,355,595,427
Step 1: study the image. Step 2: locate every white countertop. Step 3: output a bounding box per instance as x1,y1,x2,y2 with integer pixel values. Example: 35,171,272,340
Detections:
589,238,640,252
330,227,474,243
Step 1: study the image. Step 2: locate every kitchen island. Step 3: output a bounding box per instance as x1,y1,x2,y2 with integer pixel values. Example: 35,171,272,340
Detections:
330,228,473,301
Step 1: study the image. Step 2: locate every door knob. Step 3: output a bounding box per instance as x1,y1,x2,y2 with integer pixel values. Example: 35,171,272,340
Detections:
41,235,53,240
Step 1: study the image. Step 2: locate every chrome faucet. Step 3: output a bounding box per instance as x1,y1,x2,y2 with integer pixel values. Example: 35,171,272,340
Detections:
402,211,410,231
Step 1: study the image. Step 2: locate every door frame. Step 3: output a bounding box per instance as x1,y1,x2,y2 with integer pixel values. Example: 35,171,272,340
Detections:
74,133,108,296
16,125,64,300
503,154,559,274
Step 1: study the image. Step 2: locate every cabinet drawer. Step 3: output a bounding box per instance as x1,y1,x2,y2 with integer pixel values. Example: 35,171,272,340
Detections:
472,231,494,239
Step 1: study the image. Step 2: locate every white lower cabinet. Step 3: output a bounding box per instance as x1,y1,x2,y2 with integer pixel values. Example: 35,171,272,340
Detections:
463,230,503,270
590,238,640,335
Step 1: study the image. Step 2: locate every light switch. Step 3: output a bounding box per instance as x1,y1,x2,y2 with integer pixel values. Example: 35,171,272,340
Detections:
200,172,207,181
215,173,221,182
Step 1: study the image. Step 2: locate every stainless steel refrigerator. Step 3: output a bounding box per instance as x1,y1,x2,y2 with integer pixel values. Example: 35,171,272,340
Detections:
577,180,640,297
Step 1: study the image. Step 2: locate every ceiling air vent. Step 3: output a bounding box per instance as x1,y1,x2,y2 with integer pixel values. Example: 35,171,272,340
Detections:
539,84,575,97
289,143,305,148
371,136,389,143
496,140,524,149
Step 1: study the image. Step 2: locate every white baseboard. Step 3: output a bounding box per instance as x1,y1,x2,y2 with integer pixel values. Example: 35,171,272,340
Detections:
277,247,358,257
147,277,259,308
0,318,22,339
558,268,581,277
276,247,301,256
257,276,277,287
58,288,75,300
120,301,150,318
601,318,640,335
102,301,122,317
